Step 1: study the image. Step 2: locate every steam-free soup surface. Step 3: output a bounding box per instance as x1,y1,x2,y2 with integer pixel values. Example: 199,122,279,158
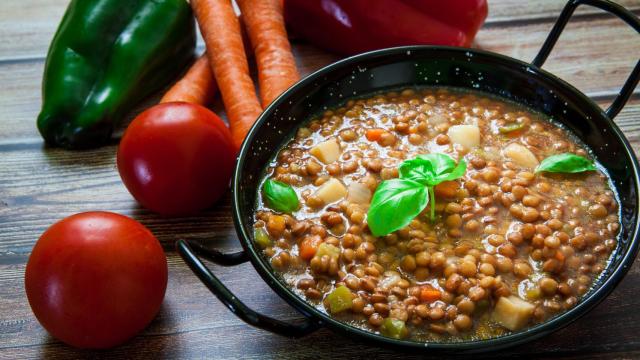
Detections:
254,88,619,342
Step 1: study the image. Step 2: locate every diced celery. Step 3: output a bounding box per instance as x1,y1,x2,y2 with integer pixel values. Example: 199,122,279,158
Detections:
254,227,272,248
526,287,541,300
499,122,525,133
315,243,340,259
326,285,353,314
380,318,407,339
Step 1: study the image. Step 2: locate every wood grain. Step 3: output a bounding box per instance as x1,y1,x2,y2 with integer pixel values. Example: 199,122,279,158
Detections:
1,96,638,253
487,0,640,23
3,16,639,141
1,0,638,61
1,0,640,359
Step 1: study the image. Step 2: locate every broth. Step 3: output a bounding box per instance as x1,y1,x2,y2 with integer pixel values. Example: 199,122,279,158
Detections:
253,87,619,342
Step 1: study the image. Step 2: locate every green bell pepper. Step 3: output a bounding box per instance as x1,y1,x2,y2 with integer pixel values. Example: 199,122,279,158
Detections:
37,0,196,149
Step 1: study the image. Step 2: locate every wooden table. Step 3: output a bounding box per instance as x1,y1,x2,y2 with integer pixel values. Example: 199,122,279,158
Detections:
2,1,640,358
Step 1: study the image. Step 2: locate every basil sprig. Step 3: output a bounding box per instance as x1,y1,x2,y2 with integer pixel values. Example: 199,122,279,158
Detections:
536,153,596,174
262,179,299,213
367,154,466,237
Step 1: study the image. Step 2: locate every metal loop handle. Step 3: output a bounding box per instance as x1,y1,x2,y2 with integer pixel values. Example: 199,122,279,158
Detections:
176,239,320,338
183,237,249,266
533,0,640,119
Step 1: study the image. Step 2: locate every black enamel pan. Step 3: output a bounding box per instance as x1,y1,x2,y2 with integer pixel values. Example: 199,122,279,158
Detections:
177,0,640,352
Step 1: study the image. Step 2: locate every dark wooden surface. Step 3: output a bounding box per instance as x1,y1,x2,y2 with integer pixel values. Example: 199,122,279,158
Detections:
1,1,640,358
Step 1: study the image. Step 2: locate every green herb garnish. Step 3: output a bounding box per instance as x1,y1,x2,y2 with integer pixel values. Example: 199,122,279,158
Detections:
262,179,299,213
536,153,596,174
366,179,429,237
367,153,466,236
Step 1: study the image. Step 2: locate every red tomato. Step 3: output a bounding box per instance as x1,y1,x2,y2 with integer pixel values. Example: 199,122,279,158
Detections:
117,102,235,215
25,212,168,349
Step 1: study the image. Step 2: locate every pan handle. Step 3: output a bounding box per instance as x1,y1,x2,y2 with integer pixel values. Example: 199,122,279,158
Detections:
176,239,321,338
532,0,640,119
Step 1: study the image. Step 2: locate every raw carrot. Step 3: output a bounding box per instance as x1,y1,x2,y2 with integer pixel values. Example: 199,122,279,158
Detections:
299,237,323,261
419,287,442,303
160,16,252,106
237,0,300,107
191,0,263,150
366,129,384,142
160,54,217,105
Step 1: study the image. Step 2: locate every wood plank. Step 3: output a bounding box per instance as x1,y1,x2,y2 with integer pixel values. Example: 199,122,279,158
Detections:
487,0,640,23
1,97,638,255
2,14,640,142
0,250,638,358
0,0,65,61
475,17,640,98
2,0,639,62
1,98,638,357
0,43,339,142
2,0,640,358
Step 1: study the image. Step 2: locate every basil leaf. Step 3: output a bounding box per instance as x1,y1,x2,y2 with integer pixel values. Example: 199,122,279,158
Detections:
400,154,466,186
398,158,435,185
369,153,467,232
417,153,457,176
262,179,299,213
536,153,596,174
367,179,429,237
433,158,467,183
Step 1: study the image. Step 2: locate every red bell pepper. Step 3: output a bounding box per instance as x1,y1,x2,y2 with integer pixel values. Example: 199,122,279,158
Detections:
284,0,488,55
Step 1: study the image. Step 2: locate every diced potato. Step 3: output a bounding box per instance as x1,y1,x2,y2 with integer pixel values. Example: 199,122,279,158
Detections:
347,182,372,205
314,178,347,204
310,138,341,164
503,143,539,169
448,125,480,148
492,296,535,331
429,113,448,125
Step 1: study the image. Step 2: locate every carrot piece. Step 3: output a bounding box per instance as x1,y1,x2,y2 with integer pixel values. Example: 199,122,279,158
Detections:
160,54,217,105
160,16,252,106
299,237,323,261
555,250,566,262
366,129,384,141
191,0,263,150
237,0,300,107
419,287,442,303
434,180,460,199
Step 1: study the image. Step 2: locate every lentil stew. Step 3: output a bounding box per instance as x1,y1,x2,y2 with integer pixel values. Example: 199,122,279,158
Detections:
254,87,620,342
